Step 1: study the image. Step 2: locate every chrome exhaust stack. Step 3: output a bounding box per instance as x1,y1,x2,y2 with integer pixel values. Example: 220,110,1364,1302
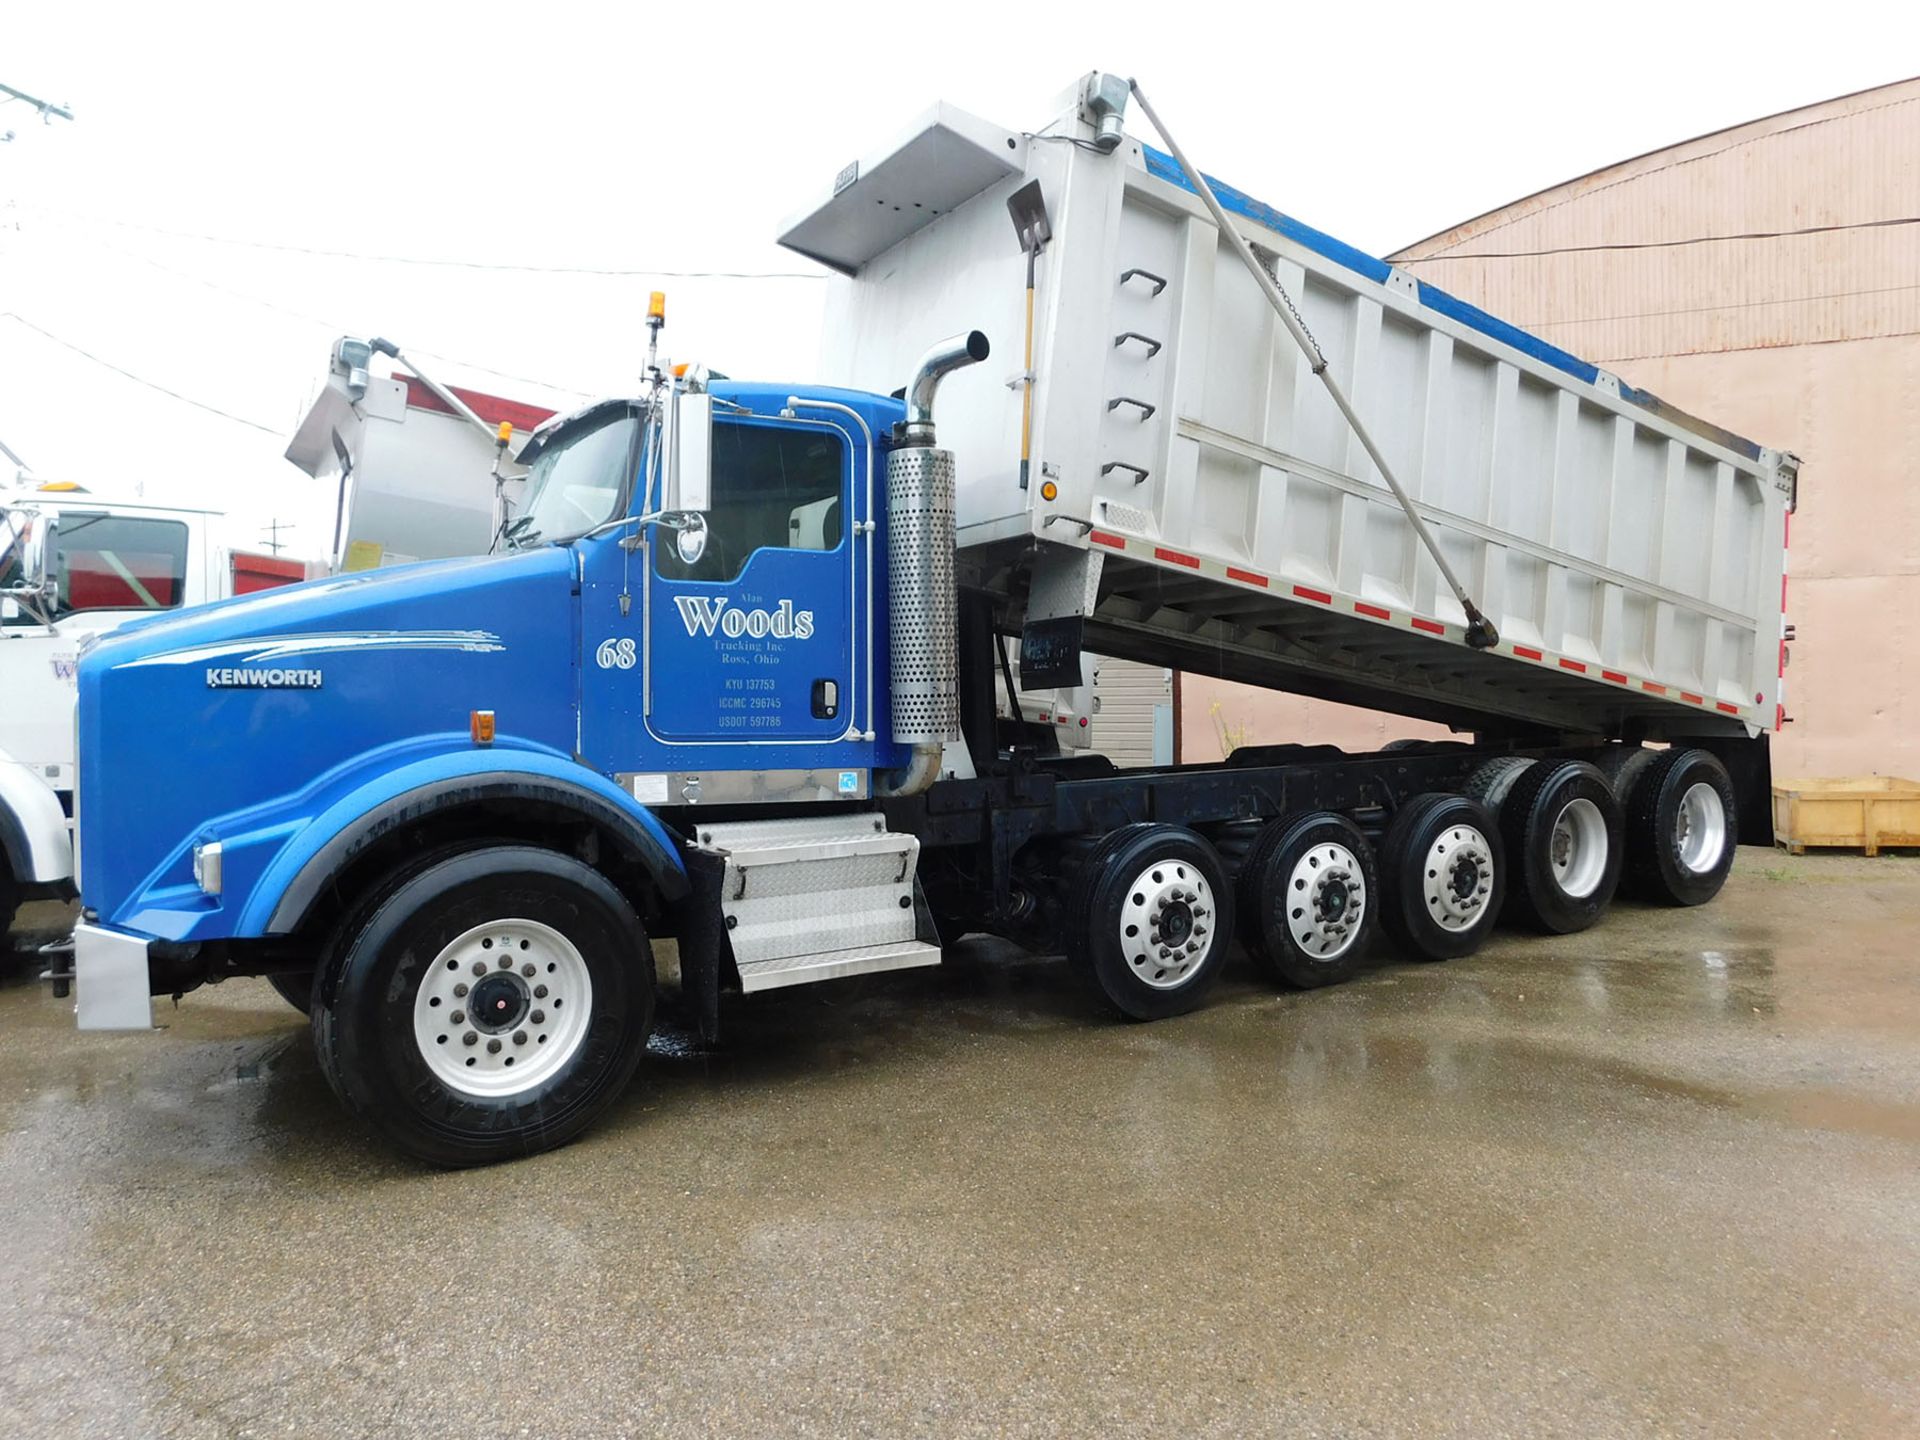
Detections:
878,331,989,797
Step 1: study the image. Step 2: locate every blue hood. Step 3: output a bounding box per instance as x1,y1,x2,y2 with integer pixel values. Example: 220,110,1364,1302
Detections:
78,546,582,937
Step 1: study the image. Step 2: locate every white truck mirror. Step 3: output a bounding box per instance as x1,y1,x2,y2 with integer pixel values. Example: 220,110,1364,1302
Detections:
0,509,57,613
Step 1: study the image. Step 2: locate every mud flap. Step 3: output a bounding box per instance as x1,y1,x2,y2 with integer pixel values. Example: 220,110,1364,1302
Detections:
1020,541,1103,689
668,845,730,1044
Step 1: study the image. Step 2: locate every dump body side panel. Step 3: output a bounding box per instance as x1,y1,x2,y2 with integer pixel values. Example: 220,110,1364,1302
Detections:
795,94,1790,741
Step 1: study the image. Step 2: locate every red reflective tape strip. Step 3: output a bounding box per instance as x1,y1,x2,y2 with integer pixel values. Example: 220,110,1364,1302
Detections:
1292,584,1332,604
1090,530,1126,549
1410,617,1445,635
1682,691,1704,705
1154,546,1200,569
1778,641,1787,676
1715,701,1740,715
1781,575,1788,610
1514,645,1543,661
1784,510,1791,546
1642,681,1667,695
1776,704,1786,729
1602,670,1628,684
1355,602,1392,620
1226,566,1269,587
1558,658,1587,673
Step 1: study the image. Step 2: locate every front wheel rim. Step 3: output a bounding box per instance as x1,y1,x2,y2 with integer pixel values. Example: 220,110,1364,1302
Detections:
1549,797,1609,898
1675,782,1727,875
1421,824,1493,932
1284,841,1366,960
1118,857,1216,990
412,918,594,1097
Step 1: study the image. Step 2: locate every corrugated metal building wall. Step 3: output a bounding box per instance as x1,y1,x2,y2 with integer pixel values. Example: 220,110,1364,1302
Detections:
1090,658,1171,768
1181,77,1920,780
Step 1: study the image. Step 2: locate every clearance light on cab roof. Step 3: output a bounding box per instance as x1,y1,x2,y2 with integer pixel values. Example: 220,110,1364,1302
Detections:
648,291,667,321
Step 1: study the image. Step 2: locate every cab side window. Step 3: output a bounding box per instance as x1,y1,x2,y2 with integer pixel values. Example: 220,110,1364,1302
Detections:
654,421,844,582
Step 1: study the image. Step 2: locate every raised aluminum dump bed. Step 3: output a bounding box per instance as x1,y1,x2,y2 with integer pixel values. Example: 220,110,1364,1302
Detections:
779,78,1795,741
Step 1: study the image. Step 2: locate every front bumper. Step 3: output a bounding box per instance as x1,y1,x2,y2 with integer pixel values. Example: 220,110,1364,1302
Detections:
73,922,153,1029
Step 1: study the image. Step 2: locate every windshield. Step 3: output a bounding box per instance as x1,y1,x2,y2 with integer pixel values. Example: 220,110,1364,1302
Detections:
504,408,641,550
2,508,190,627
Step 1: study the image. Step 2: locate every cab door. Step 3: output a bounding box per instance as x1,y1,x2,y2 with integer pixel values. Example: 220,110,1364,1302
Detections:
643,412,855,746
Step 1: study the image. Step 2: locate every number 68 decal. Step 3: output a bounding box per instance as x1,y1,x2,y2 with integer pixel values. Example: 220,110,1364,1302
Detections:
595,637,637,670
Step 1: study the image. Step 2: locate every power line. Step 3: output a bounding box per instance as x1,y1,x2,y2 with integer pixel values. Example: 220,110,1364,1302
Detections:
75,232,594,398
1515,280,1920,330
1404,213,1920,262
29,207,828,279
0,313,281,434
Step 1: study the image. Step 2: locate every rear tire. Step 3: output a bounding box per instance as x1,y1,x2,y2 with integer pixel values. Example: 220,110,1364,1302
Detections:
1237,813,1378,989
1497,760,1623,934
1065,823,1233,1021
312,845,653,1166
1623,748,1737,906
1379,793,1503,961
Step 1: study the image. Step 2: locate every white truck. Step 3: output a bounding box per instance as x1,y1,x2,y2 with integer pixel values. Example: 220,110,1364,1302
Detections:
0,489,307,939
1,341,552,944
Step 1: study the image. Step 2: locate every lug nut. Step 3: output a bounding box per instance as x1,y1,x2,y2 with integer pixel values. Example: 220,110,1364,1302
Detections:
513,1031,528,1046
451,1010,465,1024
522,963,536,978
487,1039,502,1054
453,983,469,998
462,1032,478,1046
534,984,548,999
472,961,487,976
498,956,513,970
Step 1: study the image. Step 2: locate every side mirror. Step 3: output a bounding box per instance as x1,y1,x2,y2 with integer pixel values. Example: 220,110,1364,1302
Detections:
666,392,713,515
0,510,57,616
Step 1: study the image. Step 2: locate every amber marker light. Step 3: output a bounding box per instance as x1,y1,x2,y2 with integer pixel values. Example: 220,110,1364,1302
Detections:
470,710,496,744
1040,480,1058,501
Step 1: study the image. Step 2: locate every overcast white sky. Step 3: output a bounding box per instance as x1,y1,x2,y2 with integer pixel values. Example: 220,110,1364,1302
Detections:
3,1,1915,555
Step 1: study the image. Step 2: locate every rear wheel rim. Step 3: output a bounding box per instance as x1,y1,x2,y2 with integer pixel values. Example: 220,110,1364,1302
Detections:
412,918,593,1097
1285,841,1366,960
1549,797,1608,898
1675,781,1727,875
1421,824,1493,932
1118,857,1216,990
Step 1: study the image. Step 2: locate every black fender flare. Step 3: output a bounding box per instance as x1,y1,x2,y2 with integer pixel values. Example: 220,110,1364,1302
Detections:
265,773,689,935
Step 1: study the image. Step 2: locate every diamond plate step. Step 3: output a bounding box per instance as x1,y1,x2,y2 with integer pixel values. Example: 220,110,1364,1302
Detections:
695,813,940,990
736,940,941,994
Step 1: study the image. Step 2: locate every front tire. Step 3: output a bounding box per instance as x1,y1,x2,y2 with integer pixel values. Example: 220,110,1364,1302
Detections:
312,845,654,1166
267,971,314,1015
1065,823,1233,1021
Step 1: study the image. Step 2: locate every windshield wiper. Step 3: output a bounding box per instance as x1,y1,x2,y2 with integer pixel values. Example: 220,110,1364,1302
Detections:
498,515,542,552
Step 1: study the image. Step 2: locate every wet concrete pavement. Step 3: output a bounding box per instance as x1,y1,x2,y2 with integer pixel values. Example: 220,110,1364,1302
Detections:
3,849,1918,1437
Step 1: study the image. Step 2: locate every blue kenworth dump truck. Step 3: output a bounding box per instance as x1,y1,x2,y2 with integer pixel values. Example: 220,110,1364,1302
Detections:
48,75,1794,1164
